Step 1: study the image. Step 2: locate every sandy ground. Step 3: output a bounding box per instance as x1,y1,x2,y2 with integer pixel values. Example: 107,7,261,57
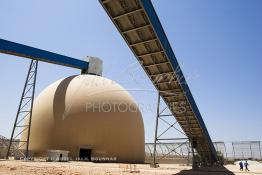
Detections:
0,160,262,175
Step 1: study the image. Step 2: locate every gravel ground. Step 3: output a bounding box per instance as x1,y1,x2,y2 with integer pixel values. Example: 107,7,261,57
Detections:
0,160,262,175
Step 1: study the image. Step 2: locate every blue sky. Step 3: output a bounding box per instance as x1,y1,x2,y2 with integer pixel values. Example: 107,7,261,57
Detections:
0,0,261,142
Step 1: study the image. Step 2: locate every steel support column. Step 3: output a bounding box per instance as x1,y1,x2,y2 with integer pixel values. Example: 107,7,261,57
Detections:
185,110,197,169
6,60,38,159
153,92,160,167
152,91,190,167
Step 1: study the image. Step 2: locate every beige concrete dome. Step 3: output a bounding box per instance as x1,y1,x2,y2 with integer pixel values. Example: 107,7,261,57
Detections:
23,74,145,163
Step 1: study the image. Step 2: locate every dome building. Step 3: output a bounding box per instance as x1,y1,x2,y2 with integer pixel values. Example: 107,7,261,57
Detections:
22,74,145,163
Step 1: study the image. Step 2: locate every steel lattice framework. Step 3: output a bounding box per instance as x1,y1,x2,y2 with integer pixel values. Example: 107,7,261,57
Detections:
100,0,217,164
6,60,38,159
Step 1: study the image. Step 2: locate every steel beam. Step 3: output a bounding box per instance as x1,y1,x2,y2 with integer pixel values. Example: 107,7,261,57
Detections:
0,38,88,70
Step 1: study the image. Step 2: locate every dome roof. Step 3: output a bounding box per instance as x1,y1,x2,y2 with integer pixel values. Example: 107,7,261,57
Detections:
22,74,145,163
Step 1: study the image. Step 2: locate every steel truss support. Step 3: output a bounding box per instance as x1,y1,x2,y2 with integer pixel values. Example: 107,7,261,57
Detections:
6,60,38,159
152,92,196,168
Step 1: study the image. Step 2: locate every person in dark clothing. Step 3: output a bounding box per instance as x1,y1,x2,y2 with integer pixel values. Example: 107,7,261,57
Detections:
239,161,243,171
244,161,250,171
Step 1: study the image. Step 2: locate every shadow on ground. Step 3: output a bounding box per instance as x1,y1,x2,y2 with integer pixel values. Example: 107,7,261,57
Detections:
174,166,235,175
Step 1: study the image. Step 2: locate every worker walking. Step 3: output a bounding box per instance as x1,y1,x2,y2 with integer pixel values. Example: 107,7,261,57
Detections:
244,161,250,171
239,161,243,171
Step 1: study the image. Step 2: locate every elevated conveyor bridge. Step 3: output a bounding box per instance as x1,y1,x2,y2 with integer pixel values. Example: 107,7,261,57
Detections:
100,0,217,164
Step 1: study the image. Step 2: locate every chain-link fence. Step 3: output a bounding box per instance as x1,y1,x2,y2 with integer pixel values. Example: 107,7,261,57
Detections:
145,141,262,161
145,142,190,158
2,135,262,161
232,141,262,160
145,142,191,164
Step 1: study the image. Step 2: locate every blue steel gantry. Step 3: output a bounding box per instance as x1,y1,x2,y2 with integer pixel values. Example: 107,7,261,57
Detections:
0,38,90,159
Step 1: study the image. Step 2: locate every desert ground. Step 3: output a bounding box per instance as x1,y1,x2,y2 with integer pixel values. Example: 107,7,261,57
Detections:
0,160,262,175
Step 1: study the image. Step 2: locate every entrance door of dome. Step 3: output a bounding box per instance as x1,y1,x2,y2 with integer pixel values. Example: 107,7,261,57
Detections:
79,148,91,161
